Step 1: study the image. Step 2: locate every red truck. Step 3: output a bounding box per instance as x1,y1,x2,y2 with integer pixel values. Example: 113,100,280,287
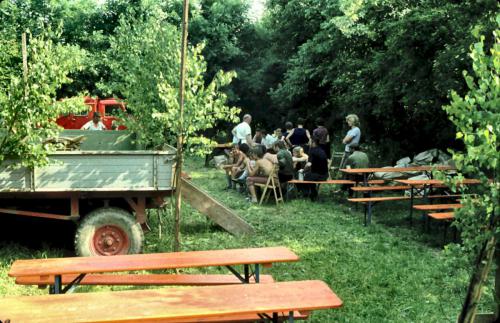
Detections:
56,97,127,130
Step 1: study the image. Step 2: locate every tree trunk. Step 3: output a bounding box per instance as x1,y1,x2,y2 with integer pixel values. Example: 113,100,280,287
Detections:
173,0,190,252
458,234,497,322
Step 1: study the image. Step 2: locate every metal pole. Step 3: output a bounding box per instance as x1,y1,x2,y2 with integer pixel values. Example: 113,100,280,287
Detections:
173,0,190,252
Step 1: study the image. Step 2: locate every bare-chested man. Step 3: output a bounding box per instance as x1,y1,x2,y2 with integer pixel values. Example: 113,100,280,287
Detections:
223,143,250,190
246,147,274,203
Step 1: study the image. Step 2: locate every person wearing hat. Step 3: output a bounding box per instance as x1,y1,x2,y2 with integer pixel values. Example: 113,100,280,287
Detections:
81,111,106,131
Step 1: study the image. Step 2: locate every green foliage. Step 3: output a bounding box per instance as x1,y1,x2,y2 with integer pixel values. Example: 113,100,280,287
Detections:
442,20,499,255
103,3,240,153
0,30,85,167
265,0,498,161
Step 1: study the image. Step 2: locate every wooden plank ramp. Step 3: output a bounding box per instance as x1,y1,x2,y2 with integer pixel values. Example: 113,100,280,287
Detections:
181,177,254,236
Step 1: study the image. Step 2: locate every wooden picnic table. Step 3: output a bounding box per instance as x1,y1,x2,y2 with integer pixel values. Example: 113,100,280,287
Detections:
9,246,299,294
395,179,481,186
340,165,455,185
0,280,342,323
394,179,479,223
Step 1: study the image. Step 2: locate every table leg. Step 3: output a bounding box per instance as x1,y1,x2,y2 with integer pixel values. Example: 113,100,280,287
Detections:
288,311,295,322
54,275,62,294
367,201,373,225
254,264,260,283
244,264,250,283
409,187,414,227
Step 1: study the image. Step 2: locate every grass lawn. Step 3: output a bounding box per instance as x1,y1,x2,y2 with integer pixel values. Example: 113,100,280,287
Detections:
0,157,494,322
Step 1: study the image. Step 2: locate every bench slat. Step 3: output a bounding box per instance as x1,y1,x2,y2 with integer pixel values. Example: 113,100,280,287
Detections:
9,247,299,278
0,280,342,323
173,311,309,322
348,196,413,203
351,185,410,192
15,273,275,286
427,194,463,199
288,180,355,185
413,204,462,211
428,212,455,220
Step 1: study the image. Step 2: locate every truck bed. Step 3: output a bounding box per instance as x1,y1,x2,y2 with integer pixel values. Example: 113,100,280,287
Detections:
0,131,176,193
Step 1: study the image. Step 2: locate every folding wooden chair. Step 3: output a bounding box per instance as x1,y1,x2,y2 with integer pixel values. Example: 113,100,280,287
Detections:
328,151,345,180
255,165,284,205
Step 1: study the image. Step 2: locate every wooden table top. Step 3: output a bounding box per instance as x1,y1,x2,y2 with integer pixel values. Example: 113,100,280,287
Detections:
0,280,342,323
340,165,454,174
395,179,481,186
9,247,299,278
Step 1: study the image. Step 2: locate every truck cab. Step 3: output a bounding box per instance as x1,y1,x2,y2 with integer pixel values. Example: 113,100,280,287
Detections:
56,97,127,130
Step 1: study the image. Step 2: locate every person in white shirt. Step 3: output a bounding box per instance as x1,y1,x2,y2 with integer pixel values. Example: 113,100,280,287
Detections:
81,112,106,131
231,114,253,146
261,130,277,150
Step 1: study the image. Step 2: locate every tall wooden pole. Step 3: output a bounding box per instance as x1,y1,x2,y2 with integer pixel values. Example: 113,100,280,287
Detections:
173,0,190,252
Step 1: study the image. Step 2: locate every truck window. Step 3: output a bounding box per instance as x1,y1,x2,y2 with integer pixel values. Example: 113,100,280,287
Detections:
76,105,92,116
105,105,123,116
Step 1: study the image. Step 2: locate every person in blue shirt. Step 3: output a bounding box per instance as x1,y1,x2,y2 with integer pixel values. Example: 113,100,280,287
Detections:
340,114,361,168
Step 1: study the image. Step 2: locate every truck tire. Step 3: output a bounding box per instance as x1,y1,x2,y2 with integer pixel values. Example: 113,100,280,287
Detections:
75,207,144,256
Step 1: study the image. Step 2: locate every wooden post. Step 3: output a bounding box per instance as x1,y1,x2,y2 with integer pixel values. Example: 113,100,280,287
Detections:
173,0,190,252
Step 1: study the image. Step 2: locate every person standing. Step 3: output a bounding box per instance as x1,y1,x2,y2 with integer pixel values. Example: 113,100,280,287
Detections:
340,114,361,168
231,114,253,146
81,112,106,131
312,117,330,159
286,117,311,152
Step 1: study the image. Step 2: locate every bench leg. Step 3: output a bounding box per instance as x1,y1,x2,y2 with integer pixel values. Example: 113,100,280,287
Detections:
226,264,258,284
409,187,414,227
255,264,260,283
367,201,373,225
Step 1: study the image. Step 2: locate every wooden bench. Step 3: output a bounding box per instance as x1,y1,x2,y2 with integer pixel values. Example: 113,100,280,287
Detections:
428,212,455,220
0,280,342,323
16,273,275,288
350,185,410,192
9,246,299,294
413,203,462,211
426,212,457,242
288,179,355,185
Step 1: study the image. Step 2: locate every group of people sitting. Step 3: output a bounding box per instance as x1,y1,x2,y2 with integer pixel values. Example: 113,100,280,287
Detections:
223,113,368,202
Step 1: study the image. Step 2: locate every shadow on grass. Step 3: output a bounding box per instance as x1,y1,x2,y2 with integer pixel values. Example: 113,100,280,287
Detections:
0,214,76,255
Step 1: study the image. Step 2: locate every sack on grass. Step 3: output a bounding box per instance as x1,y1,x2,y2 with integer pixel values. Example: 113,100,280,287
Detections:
212,155,228,168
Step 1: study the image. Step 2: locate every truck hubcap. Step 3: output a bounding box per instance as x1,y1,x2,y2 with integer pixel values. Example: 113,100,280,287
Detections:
92,225,129,256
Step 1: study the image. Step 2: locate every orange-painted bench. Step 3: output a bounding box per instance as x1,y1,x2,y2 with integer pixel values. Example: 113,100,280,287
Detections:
428,212,455,220
16,273,275,288
413,203,462,211
9,246,299,294
0,280,342,323
288,179,355,185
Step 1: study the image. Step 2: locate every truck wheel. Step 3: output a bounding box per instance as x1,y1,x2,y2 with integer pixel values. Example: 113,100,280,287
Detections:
75,207,144,256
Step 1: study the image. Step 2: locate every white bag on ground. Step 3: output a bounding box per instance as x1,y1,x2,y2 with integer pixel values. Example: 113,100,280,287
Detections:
211,155,228,168
413,149,451,165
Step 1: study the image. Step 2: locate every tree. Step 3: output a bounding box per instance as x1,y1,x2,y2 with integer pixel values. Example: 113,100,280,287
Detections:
103,4,239,152
441,18,499,322
0,30,84,168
